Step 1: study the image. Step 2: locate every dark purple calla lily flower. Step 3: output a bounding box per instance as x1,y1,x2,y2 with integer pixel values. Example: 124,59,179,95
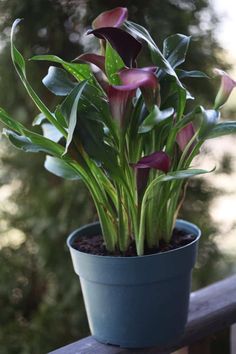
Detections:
108,86,134,127
133,151,171,172
118,68,158,90
108,68,160,126
176,123,195,152
213,68,236,109
74,53,105,73
87,27,142,68
118,68,160,109
92,7,128,29
132,151,171,195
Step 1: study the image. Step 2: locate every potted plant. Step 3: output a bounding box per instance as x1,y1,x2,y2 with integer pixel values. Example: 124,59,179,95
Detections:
1,6,236,349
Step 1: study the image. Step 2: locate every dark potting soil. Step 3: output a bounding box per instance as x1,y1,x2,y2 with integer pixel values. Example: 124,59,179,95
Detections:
73,228,196,257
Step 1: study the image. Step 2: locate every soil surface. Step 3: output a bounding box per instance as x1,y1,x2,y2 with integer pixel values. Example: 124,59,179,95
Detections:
73,228,196,256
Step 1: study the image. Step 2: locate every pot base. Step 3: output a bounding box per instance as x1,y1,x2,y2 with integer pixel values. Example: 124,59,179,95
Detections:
93,330,184,349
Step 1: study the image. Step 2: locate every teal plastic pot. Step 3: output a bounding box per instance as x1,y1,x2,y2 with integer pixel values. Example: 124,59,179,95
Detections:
67,219,201,348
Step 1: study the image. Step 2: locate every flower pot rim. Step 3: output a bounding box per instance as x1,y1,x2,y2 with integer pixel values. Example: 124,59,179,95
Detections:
67,218,201,260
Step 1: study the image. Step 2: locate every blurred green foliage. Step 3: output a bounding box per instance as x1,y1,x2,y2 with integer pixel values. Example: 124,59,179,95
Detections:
0,0,235,353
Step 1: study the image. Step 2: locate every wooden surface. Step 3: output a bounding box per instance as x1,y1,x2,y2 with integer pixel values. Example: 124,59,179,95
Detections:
49,275,236,354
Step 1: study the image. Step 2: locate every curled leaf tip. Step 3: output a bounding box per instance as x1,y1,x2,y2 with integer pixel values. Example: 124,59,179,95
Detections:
11,18,24,40
92,7,128,29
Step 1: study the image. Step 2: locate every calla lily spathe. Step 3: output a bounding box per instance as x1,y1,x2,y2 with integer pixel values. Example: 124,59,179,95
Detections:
176,123,195,152
132,151,171,195
88,27,142,67
108,68,159,126
92,7,128,29
214,68,236,109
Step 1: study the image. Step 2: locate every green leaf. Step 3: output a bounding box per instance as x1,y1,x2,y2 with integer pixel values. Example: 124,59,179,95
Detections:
77,114,118,175
44,155,80,180
124,21,175,76
176,69,209,79
105,42,125,85
139,167,213,248
176,106,220,139
176,106,203,130
206,121,236,139
161,168,212,182
42,66,76,96
124,21,183,89
41,123,63,142
0,107,25,134
59,84,119,174
198,109,220,139
31,54,95,83
163,34,191,69
33,113,46,126
138,106,174,133
0,108,64,147
62,82,117,142
54,106,68,129
164,79,188,119
3,129,64,156
61,81,88,154
10,20,67,137
144,167,213,202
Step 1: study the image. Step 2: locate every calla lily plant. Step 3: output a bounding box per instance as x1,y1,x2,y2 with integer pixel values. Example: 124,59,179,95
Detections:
1,7,236,255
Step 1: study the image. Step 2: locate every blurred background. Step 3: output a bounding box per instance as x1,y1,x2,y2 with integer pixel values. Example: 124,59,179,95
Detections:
0,0,235,353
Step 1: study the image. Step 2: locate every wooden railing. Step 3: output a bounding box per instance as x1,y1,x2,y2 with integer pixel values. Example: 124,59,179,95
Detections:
49,275,236,354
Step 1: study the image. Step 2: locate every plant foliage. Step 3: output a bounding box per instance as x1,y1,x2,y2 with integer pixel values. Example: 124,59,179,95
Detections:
1,7,236,255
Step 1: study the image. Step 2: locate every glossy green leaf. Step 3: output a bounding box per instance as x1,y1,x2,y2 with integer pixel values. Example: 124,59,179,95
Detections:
64,83,117,141
44,155,80,180
141,167,213,228
198,109,220,139
105,42,125,84
144,168,213,201
206,121,236,139
31,54,95,83
125,21,175,76
61,81,88,154
0,107,25,133
33,113,46,126
159,168,212,182
164,79,187,119
42,66,76,96
77,113,118,175
176,69,209,79
124,21,184,88
163,34,190,69
0,108,64,149
176,106,203,130
54,106,68,129
41,123,63,142
59,84,119,174
3,129,64,156
138,106,174,133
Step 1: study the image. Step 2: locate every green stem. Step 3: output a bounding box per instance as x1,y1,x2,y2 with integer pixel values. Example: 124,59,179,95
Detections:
69,154,118,251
